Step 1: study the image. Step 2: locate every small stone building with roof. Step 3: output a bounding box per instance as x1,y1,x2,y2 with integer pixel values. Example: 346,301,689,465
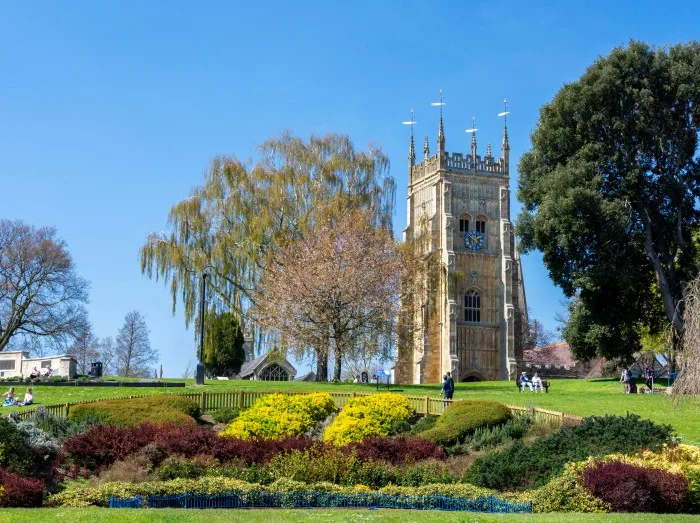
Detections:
238,328,296,381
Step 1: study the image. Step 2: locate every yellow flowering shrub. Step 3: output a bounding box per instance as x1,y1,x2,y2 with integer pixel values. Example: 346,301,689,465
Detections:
323,393,415,446
219,393,335,440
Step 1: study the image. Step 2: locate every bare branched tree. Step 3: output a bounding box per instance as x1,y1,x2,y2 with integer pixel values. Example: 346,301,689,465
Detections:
97,336,116,376
521,309,557,351
114,311,158,378
0,220,89,352
252,210,402,382
69,325,101,374
181,360,194,379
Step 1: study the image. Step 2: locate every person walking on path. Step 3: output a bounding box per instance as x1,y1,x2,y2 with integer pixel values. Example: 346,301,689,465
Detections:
441,373,454,406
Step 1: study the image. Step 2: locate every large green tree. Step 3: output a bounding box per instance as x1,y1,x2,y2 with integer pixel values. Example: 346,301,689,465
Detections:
517,41,700,360
204,311,245,377
140,133,395,332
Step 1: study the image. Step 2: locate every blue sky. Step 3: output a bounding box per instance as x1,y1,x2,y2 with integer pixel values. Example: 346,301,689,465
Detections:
1,1,698,377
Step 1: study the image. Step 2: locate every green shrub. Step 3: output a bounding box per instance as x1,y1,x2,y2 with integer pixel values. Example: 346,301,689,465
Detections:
323,394,415,445
411,414,438,434
0,419,39,477
389,420,412,435
462,416,532,451
211,407,242,424
465,414,676,491
156,456,216,481
68,395,200,427
421,400,511,446
220,393,335,439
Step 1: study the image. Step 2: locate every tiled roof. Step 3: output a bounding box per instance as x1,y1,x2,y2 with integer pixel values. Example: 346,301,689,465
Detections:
523,341,575,367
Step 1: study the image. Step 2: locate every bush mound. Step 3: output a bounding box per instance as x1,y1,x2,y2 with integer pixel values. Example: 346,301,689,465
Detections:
0,468,44,507
323,393,415,445
599,444,700,508
420,400,511,447
68,395,200,427
582,460,688,513
466,414,676,491
220,393,335,439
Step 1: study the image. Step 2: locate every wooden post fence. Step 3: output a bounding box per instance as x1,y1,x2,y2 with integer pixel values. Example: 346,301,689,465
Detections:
11,390,583,427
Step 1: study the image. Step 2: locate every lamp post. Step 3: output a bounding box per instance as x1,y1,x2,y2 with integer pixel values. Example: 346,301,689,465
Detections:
195,272,207,385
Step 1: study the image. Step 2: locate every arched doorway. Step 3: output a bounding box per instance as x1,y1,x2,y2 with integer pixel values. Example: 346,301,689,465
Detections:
461,371,486,382
258,363,290,381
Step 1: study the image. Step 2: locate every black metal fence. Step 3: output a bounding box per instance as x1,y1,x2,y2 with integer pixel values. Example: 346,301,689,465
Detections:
109,492,532,513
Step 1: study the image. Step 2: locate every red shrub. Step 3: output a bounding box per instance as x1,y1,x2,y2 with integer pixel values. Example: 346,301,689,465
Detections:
64,422,318,469
63,424,158,468
0,468,44,507
346,437,447,465
582,461,688,513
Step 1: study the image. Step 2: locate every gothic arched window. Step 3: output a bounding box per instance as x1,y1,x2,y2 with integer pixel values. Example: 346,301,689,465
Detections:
475,215,487,234
464,289,481,323
258,363,289,381
459,213,471,233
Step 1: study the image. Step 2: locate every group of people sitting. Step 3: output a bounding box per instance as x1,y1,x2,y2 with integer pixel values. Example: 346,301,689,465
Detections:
28,366,52,378
519,371,545,392
2,387,34,407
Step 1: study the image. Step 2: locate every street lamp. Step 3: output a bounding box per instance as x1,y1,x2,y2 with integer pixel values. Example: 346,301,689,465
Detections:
196,272,207,385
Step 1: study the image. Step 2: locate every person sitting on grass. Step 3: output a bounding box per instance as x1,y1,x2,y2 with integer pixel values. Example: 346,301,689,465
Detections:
520,372,533,392
532,372,544,392
20,387,34,406
2,387,17,406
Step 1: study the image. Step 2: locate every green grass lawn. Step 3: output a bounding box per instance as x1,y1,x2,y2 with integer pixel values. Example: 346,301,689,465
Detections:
3,377,698,443
0,509,697,523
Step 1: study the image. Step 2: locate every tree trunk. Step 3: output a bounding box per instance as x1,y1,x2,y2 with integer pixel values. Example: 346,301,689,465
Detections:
333,354,342,382
315,352,328,382
638,205,684,335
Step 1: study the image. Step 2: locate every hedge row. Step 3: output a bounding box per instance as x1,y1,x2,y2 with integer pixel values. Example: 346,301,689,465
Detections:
68,395,200,427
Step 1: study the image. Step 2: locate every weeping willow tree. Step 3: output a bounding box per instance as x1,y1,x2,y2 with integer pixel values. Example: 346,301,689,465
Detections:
674,273,700,397
140,132,395,348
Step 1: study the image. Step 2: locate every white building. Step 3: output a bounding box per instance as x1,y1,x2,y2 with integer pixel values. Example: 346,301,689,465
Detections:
0,351,78,379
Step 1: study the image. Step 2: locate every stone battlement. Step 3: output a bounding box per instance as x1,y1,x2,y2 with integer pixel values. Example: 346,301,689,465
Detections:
412,152,506,182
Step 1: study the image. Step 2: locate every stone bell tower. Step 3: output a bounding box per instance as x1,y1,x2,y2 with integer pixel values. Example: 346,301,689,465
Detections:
396,96,527,384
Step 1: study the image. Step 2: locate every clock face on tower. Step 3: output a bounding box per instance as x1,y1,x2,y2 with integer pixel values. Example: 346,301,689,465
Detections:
465,230,484,251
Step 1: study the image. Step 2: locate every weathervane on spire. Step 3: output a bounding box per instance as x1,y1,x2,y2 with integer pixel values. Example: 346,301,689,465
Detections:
431,89,446,152
431,88,445,116
498,98,510,126
498,98,510,153
402,108,417,134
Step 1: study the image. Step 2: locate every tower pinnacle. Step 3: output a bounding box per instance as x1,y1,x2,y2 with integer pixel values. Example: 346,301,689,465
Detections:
435,89,445,153
500,99,510,156
403,108,416,167
423,135,430,159
470,116,477,159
